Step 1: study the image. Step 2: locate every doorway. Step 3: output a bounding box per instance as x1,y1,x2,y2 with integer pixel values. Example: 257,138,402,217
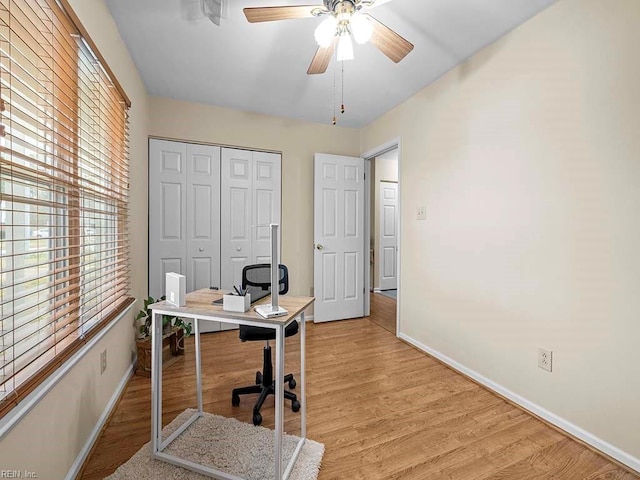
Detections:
311,141,400,332
364,143,400,335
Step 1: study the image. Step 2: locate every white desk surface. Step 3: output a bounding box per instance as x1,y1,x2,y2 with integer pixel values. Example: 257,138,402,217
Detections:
149,288,314,325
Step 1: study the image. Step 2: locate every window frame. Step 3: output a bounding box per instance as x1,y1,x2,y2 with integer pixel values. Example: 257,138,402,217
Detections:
0,0,133,420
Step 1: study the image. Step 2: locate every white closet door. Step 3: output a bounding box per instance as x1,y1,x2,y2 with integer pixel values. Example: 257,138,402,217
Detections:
252,151,281,264
186,143,221,293
221,149,282,291
221,148,253,290
149,139,187,299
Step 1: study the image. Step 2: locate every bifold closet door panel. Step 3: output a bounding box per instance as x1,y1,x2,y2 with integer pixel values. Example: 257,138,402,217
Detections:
186,143,221,293
221,148,282,291
252,151,282,264
149,139,187,299
221,148,253,290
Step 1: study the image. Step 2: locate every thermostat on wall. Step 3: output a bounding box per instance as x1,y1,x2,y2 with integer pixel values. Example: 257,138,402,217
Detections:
166,272,186,307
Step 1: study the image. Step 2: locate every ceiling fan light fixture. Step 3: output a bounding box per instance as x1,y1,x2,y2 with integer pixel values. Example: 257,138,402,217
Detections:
314,15,337,48
349,12,372,44
337,33,354,61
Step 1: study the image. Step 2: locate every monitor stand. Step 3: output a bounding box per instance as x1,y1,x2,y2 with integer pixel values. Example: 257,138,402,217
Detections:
255,304,288,318
255,223,288,319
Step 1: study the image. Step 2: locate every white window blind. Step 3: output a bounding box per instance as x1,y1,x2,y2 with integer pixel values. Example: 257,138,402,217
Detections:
0,0,132,417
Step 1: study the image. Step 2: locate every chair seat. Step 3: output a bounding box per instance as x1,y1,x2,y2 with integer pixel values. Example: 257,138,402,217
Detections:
239,321,299,342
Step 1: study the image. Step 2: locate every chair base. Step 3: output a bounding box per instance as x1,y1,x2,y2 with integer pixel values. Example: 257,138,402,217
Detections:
231,345,300,426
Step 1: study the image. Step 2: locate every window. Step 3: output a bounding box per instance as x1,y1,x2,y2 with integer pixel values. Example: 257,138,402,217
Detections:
0,0,132,417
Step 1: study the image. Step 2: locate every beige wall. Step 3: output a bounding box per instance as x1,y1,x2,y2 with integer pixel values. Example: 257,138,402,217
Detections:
372,149,398,289
148,97,361,299
0,0,148,477
362,0,640,461
4,0,640,475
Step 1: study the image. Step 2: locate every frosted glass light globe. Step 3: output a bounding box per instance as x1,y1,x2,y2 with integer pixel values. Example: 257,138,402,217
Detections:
337,33,354,61
314,16,337,48
350,12,372,45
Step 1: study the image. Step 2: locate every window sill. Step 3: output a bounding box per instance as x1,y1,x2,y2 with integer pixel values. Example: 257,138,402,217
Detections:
0,300,136,439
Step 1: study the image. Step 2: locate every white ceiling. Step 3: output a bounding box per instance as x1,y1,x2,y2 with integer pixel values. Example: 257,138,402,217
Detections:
105,0,556,128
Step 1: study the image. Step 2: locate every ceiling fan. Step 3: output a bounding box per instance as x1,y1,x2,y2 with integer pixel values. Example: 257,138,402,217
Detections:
243,0,414,74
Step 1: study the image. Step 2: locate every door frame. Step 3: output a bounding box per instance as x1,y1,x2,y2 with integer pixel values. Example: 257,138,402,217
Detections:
361,137,401,337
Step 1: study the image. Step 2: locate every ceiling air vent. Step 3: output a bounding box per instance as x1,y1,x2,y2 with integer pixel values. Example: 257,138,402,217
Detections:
202,0,227,25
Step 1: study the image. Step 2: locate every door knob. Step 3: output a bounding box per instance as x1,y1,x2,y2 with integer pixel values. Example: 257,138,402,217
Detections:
315,244,324,250
198,247,204,252
236,247,242,252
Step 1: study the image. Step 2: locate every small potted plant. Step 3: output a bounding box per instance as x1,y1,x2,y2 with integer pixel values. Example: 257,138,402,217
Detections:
134,296,192,376
135,295,192,338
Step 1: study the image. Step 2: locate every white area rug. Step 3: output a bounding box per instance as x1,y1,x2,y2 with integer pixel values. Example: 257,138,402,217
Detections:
105,409,324,480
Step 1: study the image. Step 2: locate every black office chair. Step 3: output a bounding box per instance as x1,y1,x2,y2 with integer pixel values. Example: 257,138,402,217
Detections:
231,263,300,426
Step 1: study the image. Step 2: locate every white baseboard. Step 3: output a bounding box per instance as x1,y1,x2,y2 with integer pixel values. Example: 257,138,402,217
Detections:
398,333,640,474
65,361,136,480
373,288,382,293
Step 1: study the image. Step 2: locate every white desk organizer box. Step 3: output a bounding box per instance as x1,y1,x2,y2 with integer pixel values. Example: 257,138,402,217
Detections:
165,272,186,307
223,293,251,312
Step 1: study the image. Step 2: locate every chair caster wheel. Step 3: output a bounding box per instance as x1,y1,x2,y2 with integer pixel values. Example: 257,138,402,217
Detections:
256,372,262,385
252,412,263,426
232,394,240,406
288,379,296,389
292,400,301,412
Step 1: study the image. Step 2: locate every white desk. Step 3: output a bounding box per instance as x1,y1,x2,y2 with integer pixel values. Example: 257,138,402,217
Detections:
149,288,314,480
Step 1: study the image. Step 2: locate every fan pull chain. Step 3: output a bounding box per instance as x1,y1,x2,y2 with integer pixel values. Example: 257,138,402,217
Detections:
332,59,337,125
341,60,345,114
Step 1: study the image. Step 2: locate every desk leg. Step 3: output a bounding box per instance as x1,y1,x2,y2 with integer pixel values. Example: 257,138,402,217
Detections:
151,310,163,456
275,324,284,479
300,312,306,438
194,318,203,414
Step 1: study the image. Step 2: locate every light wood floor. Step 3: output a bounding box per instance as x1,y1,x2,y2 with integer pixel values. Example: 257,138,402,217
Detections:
370,291,396,334
80,294,638,479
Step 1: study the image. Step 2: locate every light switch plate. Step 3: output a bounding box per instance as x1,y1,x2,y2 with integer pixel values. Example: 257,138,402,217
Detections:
417,206,426,220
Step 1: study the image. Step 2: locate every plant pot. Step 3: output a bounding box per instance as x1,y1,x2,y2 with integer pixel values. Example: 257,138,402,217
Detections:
135,326,185,377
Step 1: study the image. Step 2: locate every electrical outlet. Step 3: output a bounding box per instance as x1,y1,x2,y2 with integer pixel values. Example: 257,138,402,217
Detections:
417,206,426,220
100,349,107,375
538,348,552,372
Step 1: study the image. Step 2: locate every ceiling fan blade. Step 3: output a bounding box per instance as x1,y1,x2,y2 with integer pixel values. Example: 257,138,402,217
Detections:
366,14,414,63
307,40,336,75
244,5,319,23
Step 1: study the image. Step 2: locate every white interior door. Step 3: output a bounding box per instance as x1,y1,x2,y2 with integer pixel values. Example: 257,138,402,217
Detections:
379,181,398,290
313,153,365,322
149,139,187,299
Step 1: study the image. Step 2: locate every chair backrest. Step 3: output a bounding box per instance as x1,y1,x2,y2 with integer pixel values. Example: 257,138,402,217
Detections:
241,264,289,299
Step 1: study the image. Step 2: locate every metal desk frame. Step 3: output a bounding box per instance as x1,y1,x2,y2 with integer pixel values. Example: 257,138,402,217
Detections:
149,289,313,480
